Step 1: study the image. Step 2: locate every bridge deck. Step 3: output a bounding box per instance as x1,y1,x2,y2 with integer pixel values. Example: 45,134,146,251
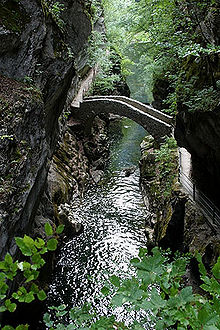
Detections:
72,96,173,139
85,95,173,125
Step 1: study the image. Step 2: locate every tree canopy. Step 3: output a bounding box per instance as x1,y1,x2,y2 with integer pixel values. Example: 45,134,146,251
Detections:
102,0,220,111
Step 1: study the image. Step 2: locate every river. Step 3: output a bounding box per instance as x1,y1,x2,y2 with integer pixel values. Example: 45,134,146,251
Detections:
46,118,148,325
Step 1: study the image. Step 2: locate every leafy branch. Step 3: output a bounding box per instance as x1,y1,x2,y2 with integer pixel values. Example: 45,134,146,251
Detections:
43,247,220,329
0,223,64,327
41,0,65,31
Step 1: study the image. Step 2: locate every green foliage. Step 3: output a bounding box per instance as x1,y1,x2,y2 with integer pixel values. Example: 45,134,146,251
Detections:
44,222,53,236
0,222,63,328
44,248,220,329
102,0,220,109
84,0,103,26
0,135,14,141
87,31,121,94
165,72,220,114
0,1,28,33
182,82,220,113
41,0,65,31
154,137,178,197
23,76,33,85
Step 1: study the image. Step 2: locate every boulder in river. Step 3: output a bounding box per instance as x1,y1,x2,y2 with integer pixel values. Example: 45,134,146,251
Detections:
123,166,136,177
58,206,84,237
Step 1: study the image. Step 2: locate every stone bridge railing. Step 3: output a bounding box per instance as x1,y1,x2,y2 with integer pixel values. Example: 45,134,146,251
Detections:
71,96,173,139
85,95,173,125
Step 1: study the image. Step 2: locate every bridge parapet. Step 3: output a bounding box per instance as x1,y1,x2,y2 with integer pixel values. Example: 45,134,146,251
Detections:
72,98,173,139
85,95,173,125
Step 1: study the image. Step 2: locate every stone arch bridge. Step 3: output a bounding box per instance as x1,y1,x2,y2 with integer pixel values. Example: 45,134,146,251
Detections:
71,95,173,139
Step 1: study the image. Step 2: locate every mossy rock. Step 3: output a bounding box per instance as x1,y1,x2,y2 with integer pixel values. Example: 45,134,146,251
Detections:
0,0,29,33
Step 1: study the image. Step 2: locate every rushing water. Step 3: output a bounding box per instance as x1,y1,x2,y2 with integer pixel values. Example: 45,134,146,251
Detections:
47,118,148,324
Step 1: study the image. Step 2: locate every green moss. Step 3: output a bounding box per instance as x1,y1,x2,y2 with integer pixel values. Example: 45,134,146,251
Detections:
0,1,29,33
157,205,172,241
0,97,9,111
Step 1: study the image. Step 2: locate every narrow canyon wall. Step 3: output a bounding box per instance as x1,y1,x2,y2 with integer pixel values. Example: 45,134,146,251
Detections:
0,0,102,257
152,2,220,205
140,136,220,267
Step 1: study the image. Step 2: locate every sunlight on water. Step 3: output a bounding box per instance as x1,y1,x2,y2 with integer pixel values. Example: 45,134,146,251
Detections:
47,118,149,325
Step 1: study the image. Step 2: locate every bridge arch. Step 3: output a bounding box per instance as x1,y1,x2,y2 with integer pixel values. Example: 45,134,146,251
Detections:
71,96,173,139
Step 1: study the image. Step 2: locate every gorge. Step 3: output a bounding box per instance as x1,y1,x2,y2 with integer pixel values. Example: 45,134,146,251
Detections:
0,0,220,328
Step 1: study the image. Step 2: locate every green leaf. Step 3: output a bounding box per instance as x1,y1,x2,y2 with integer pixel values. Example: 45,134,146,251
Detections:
12,292,19,300
56,310,68,317
196,253,207,277
198,305,215,326
24,292,35,303
179,286,194,304
23,235,35,249
37,289,47,301
47,238,58,251
101,286,110,296
34,237,45,249
31,283,39,294
109,275,120,287
25,274,35,283
39,247,48,255
15,237,32,256
43,312,54,327
0,305,7,312
4,253,13,265
91,316,116,329
44,223,53,236
111,292,127,307
31,253,45,268
5,299,17,312
56,224,65,234
18,262,31,271
0,261,7,270
212,257,220,280
57,304,67,311
16,325,29,330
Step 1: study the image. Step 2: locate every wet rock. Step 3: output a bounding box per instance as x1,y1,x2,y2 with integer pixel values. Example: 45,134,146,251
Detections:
90,168,104,184
123,166,136,177
57,205,83,237
33,216,55,240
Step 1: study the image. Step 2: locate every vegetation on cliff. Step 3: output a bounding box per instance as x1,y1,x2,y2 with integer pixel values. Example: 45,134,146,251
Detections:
102,0,220,111
1,0,220,328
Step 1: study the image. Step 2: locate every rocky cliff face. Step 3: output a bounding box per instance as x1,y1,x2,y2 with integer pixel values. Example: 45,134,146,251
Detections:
175,107,220,205
140,135,220,268
0,0,104,257
152,2,220,205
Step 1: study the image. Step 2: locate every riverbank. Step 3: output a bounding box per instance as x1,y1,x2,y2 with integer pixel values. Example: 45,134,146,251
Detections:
139,135,220,269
